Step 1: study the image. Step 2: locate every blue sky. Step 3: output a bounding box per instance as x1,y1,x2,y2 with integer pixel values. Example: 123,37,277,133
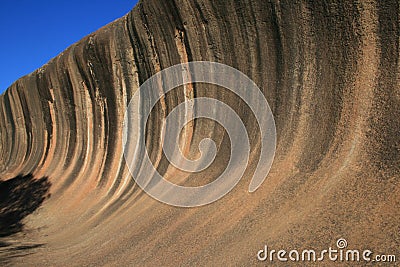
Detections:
0,0,138,94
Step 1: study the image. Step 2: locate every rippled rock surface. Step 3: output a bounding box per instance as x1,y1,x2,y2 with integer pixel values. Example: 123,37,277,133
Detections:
0,0,399,265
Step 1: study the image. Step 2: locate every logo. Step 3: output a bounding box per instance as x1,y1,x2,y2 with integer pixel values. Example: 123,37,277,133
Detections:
257,238,397,263
123,61,276,207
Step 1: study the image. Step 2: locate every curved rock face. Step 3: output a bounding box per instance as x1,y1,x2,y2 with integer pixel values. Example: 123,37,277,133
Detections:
0,0,399,265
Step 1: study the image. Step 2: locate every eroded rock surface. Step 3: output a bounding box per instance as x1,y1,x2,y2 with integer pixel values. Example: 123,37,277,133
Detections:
0,0,399,265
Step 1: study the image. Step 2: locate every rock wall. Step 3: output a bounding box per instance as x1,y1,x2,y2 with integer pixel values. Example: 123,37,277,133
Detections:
0,0,399,265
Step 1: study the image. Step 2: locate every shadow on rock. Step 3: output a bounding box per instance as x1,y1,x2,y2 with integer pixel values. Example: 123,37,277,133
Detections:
0,174,51,237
